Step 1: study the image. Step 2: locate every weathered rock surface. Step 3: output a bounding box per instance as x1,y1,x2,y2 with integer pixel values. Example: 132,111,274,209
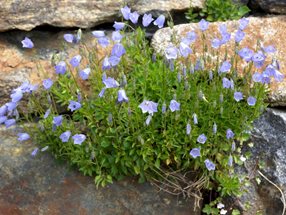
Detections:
0,126,200,215
0,0,204,32
232,108,286,214
250,0,286,14
152,16,286,107
0,29,106,105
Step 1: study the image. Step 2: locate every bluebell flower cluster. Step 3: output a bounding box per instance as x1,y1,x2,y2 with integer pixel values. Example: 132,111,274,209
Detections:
2,7,282,186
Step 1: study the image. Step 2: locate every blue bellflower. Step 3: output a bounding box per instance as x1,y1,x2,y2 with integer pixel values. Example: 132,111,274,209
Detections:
70,55,82,67
179,42,192,58
190,148,200,158
55,61,67,75
165,46,178,60
198,19,209,31
121,6,131,20
31,147,39,157
44,108,51,119
186,31,197,43
11,90,23,103
92,30,105,38
117,89,129,103
234,92,243,102
79,68,91,80
5,119,16,128
103,77,119,88
139,100,158,115
113,22,125,31
263,45,276,53
102,57,111,71
197,134,207,144
169,100,180,112
130,11,139,24
154,15,165,28
238,48,254,62
17,133,30,142
112,31,123,42
72,134,86,145
239,17,249,30
68,100,81,112
60,131,71,142
247,96,256,106
0,105,7,116
186,123,191,135
108,56,121,67
111,43,126,57
53,115,63,127
219,61,231,73
98,37,110,47
21,37,34,49
43,78,53,90
0,116,7,124
205,159,216,171
235,30,245,43
213,123,217,134
211,38,221,49
142,14,154,27
226,129,234,139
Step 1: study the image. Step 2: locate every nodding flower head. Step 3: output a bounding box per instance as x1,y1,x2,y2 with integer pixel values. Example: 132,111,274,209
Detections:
139,100,158,115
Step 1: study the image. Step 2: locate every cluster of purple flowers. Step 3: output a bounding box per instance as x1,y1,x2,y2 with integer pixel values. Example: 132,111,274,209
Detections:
12,8,284,177
0,82,38,129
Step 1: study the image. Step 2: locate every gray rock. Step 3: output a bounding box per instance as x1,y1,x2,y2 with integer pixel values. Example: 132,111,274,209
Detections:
0,0,204,32
250,0,286,14
0,126,201,214
234,108,286,214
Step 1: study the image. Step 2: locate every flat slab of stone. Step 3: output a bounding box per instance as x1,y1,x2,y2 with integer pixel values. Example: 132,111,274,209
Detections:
152,15,286,107
0,126,200,215
0,0,204,32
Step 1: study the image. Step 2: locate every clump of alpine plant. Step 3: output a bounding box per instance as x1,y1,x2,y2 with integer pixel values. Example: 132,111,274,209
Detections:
1,5,283,203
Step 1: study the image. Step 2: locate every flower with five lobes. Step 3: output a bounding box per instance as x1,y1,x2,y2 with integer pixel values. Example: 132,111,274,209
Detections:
117,89,129,103
130,11,140,24
42,78,53,90
165,46,178,60
121,6,131,20
21,37,34,49
198,19,209,31
72,134,86,145
17,133,30,142
197,134,207,144
60,131,71,143
103,77,119,88
205,159,216,171
79,68,91,80
226,129,235,139
92,30,105,38
139,100,158,115
70,55,82,67
55,61,67,75
153,15,165,28
142,14,154,27
190,148,200,158
169,100,180,112
68,100,81,112
113,22,125,31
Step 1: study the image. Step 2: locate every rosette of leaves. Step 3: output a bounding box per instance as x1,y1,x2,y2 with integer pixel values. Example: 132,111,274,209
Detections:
186,0,250,22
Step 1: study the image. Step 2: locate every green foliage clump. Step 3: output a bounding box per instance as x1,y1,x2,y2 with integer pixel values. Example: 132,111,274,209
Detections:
186,0,250,22
5,8,282,212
